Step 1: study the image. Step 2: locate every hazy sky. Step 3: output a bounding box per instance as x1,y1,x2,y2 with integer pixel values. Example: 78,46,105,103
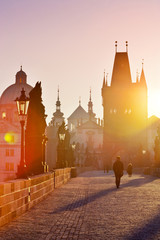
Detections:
0,0,160,123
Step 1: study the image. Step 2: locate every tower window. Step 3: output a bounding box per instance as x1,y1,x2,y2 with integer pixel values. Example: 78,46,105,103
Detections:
113,109,117,114
110,109,113,114
10,149,14,156
6,149,14,156
5,162,9,171
124,109,131,114
71,123,75,131
2,112,6,119
5,162,14,171
6,149,9,156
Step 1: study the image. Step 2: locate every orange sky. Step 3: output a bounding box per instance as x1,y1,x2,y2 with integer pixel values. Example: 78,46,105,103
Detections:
0,0,160,123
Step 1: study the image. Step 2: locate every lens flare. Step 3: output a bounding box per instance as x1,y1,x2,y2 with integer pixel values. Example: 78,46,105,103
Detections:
4,132,17,144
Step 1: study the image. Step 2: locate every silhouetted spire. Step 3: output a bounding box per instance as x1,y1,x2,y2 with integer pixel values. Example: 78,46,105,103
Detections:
56,87,61,111
126,41,128,53
111,51,132,87
88,88,95,120
136,70,139,83
139,60,147,88
115,41,117,52
102,70,106,88
79,97,81,106
106,73,108,86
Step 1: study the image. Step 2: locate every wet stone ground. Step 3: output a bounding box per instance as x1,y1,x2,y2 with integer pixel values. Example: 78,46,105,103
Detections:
0,171,160,240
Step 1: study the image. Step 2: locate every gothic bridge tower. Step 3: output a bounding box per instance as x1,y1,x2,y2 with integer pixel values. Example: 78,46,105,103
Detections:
102,42,148,165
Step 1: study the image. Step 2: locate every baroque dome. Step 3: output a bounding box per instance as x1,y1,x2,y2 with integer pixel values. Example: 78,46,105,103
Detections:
0,67,33,105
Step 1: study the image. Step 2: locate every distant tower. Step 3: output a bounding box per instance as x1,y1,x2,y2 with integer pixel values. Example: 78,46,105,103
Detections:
102,42,148,165
51,87,64,128
87,88,95,120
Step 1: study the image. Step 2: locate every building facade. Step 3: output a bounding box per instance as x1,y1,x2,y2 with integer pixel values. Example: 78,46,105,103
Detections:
46,89,65,170
68,92,103,168
0,67,33,180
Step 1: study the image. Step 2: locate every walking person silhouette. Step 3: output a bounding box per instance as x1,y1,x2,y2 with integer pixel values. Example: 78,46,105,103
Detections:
113,156,124,188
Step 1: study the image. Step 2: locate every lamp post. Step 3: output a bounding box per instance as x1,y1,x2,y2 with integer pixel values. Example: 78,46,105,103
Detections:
142,149,146,167
58,132,66,168
57,122,66,168
42,134,48,173
71,142,76,151
15,88,29,178
71,141,76,167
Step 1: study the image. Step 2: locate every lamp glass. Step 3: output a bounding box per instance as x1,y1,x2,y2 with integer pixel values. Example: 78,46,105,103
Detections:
59,133,65,141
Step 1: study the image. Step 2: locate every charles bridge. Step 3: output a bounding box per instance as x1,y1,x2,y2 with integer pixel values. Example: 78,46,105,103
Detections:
0,169,160,240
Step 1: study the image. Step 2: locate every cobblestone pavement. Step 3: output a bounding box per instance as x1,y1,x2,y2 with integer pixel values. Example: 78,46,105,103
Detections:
0,171,160,240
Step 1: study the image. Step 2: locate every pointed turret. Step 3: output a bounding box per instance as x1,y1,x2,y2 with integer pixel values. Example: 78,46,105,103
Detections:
102,70,106,88
88,89,96,120
88,88,93,114
56,87,61,111
111,42,132,87
136,70,139,83
50,87,64,127
106,73,108,87
139,61,147,88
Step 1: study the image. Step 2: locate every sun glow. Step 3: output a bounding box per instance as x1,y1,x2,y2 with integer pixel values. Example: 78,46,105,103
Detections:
148,90,160,118
4,132,18,144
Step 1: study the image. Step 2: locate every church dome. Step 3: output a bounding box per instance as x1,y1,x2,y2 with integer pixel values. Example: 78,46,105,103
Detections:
0,67,33,105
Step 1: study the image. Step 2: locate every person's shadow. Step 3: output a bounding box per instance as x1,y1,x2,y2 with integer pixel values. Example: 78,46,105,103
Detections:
50,175,154,215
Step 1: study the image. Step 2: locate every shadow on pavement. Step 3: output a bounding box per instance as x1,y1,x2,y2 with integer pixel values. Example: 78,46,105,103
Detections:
123,210,160,240
50,187,115,214
50,175,154,215
120,176,155,188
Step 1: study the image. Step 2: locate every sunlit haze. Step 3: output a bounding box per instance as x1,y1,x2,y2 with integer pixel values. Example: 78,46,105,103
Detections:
0,0,160,123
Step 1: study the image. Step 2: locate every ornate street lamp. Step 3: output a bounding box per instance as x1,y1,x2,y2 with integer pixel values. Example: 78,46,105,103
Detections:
42,134,48,173
59,132,65,141
71,141,76,167
57,122,66,168
15,88,30,178
71,141,76,150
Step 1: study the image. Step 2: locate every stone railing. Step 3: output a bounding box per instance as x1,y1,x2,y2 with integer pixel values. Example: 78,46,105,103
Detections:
0,168,71,227
151,167,160,177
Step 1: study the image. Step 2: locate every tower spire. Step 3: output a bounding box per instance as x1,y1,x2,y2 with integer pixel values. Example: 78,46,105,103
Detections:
136,69,139,83
56,86,61,111
57,85,59,101
126,41,128,53
139,59,147,88
106,73,108,86
142,59,144,69
102,70,106,88
115,41,117,53
88,88,93,120
89,87,92,101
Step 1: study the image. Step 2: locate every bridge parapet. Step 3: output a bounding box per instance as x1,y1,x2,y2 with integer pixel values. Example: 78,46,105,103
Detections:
0,168,71,227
